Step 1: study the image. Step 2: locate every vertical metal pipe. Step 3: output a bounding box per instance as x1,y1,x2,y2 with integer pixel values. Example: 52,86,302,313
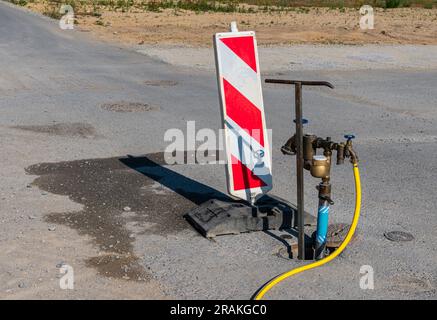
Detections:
295,82,305,260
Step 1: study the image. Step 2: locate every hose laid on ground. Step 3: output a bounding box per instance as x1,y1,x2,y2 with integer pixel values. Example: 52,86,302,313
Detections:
254,163,361,300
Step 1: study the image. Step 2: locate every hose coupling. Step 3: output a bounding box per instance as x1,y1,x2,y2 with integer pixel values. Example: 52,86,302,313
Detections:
344,135,359,164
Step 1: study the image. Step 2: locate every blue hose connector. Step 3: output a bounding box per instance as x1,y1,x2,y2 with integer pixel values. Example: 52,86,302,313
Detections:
315,203,329,260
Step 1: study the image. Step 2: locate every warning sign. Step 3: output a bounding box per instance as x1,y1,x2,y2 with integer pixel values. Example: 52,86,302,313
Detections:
214,30,272,202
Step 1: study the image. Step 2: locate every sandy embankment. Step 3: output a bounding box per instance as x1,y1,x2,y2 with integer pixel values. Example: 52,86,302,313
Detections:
23,3,437,71
137,44,437,72
23,4,437,46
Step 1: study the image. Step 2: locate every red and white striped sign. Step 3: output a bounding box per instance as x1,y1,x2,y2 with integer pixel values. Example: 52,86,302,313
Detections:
214,30,272,202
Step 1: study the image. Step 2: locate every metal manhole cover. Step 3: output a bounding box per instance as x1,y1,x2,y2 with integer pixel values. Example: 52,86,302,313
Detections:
325,223,357,248
101,102,159,113
144,80,178,87
390,275,434,293
384,231,414,242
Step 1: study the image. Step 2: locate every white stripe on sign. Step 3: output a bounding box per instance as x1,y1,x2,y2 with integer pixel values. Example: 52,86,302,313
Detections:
216,39,263,110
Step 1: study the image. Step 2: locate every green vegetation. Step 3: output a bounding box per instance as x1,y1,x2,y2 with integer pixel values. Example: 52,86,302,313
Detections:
143,0,239,13
8,0,29,6
385,0,401,7
42,5,63,19
6,0,435,14
241,0,434,9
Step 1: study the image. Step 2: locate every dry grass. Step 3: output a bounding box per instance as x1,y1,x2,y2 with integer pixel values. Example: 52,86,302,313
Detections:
8,0,437,46
11,0,437,14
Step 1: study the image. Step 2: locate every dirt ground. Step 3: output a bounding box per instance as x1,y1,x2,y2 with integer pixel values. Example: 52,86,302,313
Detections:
25,3,437,46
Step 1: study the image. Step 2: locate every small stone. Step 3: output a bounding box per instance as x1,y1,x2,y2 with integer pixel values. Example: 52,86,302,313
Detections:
28,215,36,220
48,225,56,231
18,282,26,288
123,206,131,212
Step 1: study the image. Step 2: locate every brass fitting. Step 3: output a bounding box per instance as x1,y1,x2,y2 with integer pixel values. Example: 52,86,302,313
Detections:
336,142,345,165
345,140,359,164
303,134,317,170
281,134,296,155
310,155,330,179
281,133,359,169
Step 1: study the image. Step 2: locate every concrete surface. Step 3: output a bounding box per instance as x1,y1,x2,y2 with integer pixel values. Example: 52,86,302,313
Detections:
137,43,437,72
0,1,436,299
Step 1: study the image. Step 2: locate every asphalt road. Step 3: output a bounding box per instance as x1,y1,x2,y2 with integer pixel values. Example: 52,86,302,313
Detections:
0,2,436,299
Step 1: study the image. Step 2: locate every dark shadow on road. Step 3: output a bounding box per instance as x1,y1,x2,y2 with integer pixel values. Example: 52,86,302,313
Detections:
119,154,237,205
264,230,293,259
25,151,234,282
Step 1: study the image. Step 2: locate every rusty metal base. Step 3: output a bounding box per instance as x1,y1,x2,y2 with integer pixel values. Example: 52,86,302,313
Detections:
275,223,357,260
324,223,357,249
184,194,316,238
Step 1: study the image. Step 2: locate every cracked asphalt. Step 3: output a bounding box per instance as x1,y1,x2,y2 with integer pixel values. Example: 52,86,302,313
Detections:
0,1,436,299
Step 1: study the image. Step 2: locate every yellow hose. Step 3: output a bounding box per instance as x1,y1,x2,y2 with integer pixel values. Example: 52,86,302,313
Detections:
254,163,361,300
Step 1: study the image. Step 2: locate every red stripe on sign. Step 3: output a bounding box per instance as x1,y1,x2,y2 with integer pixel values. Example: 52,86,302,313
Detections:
220,36,257,72
223,78,264,147
231,155,266,190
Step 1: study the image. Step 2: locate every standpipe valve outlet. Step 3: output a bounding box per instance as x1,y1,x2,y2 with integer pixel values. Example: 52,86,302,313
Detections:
281,132,358,260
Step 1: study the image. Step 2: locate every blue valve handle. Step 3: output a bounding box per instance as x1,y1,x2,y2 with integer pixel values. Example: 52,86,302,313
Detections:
344,134,355,140
293,118,309,125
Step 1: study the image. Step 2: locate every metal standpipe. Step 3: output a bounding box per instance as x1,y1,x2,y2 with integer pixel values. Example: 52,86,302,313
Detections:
294,82,305,260
265,79,334,260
